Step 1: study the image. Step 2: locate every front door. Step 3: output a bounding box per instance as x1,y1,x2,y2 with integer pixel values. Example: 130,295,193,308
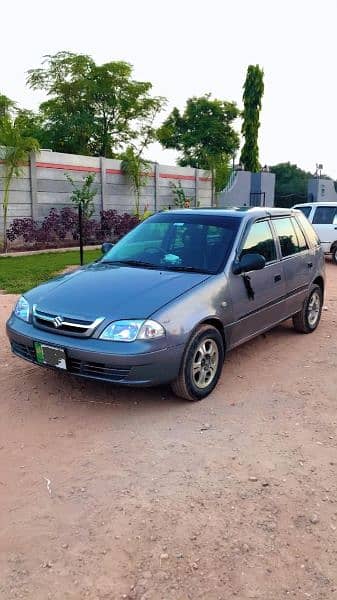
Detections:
229,219,286,346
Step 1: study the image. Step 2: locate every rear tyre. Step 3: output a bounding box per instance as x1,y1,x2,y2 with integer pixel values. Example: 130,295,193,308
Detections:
171,325,224,401
331,245,337,265
292,284,322,334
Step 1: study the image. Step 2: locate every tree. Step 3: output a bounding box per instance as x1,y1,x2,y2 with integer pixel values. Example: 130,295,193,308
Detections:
270,162,313,207
121,147,151,217
0,93,17,119
65,173,96,219
0,115,40,251
14,109,50,149
27,52,166,157
157,94,239,201
240,65,264,172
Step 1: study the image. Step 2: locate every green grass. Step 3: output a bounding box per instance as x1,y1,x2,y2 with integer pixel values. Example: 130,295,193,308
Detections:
0,249,101,294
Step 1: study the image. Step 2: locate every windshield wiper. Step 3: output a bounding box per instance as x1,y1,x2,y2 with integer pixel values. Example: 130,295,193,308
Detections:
101,259,158,269
163,265,210,274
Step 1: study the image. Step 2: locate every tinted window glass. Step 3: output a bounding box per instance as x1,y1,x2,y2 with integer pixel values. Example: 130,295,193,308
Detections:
273,218,300,257
313,206,337,224
240,221,276,263
296,213,320,247
296,206,312,218
292,217,308,251
102,213,240,274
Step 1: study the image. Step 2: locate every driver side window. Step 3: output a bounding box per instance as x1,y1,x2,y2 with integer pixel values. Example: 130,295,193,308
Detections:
240,220,277,263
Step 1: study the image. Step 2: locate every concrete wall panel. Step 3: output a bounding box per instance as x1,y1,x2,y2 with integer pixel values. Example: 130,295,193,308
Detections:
1,151,212,237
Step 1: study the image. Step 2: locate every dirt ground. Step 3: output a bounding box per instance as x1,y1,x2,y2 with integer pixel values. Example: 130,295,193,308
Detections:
1,264,337,600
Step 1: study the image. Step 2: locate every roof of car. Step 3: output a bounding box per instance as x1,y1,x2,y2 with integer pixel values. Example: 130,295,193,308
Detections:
293,202,337,207
166,207,296,219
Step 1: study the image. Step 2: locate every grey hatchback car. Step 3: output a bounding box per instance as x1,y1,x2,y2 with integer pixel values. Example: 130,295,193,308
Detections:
6,208,325,401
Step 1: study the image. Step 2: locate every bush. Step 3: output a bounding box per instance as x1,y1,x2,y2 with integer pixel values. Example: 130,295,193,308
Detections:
6,208,140,251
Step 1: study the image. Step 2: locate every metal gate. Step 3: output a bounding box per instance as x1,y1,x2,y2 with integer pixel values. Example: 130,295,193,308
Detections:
250,192,266,207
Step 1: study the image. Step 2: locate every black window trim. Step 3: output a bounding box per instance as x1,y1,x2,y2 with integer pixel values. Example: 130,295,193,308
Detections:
295,212,320,249
270,215,310,261
291,216,309,253
292,214,313,250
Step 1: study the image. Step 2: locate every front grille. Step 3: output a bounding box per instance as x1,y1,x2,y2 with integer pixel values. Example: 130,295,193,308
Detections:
68,358,131,382
32,306,104,338
11,341,36,362
11,341,131,382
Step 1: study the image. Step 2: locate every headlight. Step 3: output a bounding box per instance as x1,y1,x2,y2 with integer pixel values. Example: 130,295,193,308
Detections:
99,319,165,342
14,296,30,322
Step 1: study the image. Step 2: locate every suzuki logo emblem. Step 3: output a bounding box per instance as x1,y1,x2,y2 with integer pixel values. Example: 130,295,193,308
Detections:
53,316,63,328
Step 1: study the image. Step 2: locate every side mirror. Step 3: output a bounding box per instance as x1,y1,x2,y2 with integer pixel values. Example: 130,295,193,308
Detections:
232,253,266,275
101,242,113,254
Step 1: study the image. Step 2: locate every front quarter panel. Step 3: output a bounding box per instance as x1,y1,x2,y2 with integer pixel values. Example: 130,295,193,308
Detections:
151,274,233,348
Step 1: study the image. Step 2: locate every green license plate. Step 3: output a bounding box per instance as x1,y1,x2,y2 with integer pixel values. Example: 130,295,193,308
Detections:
34,342,67,370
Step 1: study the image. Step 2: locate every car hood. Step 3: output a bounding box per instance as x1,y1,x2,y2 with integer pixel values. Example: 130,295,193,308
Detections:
25,263,210,321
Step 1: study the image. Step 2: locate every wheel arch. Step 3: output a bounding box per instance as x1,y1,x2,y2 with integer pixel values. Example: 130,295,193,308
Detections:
313,275,324,300
198,317,227,352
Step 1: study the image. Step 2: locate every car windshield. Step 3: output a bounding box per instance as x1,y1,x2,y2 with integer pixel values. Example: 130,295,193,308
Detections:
101,212,240,274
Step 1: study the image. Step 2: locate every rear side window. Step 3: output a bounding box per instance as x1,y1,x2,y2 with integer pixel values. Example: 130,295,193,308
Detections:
272,217,302,257
312,206,337,224
296,213,320,247
296,206,312,218
291,217,308,251
240,220,277,263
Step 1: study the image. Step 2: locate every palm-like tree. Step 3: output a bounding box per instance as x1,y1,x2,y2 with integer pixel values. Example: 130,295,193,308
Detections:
0,116,40,251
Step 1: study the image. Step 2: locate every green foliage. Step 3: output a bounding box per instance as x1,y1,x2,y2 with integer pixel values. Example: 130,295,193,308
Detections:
157,95,239,203
121,147,152,217
0,93,17,118
14,109,50,148
240,65,264,172
0,115,40,251
270,162,312,207
213,155,232,193
65,172,96,219
157,94,239,170
27,52,166,157
0,249,100,293
170,180,187,208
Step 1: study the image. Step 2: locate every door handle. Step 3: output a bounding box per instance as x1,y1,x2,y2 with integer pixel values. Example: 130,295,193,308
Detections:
307,262,313,269
274,274,282,283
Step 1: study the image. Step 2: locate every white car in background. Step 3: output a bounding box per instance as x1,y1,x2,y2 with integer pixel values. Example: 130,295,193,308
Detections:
293,202,337,264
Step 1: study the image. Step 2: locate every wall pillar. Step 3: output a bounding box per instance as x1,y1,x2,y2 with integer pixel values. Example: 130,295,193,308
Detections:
195,169,199,207
29,152,38,220
100,156,106,212
154,162,159,212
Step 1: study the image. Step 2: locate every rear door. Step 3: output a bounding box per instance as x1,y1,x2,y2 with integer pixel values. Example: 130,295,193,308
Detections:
229,219,286,345
311,205,337,252
271,216,312,316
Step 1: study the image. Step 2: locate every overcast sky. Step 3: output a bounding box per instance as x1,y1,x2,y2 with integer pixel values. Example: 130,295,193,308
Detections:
1,0,336,176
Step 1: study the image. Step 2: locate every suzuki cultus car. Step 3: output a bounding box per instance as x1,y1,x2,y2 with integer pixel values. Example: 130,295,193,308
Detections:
7,208,325,401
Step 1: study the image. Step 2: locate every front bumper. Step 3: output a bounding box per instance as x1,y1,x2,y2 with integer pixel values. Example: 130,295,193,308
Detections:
6,315,184,387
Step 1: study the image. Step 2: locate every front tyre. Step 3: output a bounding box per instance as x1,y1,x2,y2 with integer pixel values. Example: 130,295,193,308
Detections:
292,284,322,334
171,325,224,401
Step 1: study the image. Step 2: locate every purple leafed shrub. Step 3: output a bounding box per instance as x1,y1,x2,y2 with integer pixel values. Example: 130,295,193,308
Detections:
6,208,140,250
100,210,139,240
